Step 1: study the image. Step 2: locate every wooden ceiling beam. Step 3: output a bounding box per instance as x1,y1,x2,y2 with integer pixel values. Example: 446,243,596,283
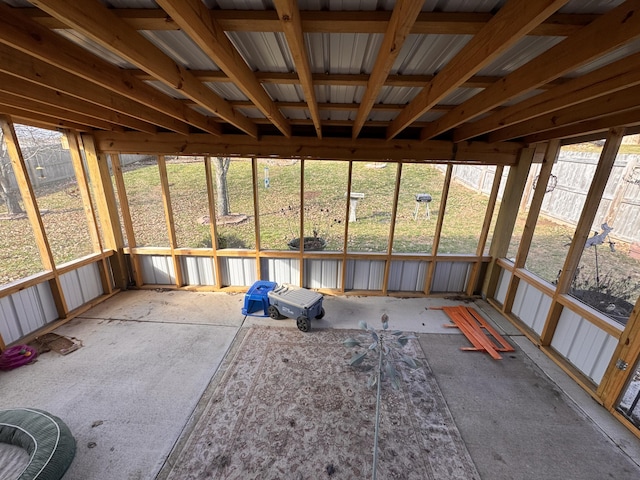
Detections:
274,0,321,138
29,0,257,137
421,0,640,141
92,131,522,164
387,0,569,140
0,92,124,132
454,51,640,141
157,0,289,137
490,86,640,142
24,8,597,36
0,44,191,135
0,3,221,136
352,0,425,139
227,100,455,112
0,72,157,133
0,106,89,132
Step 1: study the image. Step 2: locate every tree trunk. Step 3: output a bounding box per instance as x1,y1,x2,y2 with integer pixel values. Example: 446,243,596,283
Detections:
213,156,231,217
0,164,24,215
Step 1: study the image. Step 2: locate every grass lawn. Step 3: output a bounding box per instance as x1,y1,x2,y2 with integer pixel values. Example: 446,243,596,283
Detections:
2,157,639,314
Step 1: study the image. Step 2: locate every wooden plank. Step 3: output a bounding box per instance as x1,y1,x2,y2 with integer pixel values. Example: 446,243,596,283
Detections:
0,43,191,135
388,0,569,139
424,164,452,294
203,156,222,290
25,8,598,36
274,0,321,138
157,155,183,288
421,0,640,141
352,0,424,139
0,2,219,137
158,0,288,137
0,103,90,132
383,163,403,295
443,306,503,359
455,51,640,141
465,307,515,352
30,0,254,136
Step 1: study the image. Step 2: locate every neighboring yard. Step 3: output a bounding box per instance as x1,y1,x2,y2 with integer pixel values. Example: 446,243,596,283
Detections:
1,155,639,323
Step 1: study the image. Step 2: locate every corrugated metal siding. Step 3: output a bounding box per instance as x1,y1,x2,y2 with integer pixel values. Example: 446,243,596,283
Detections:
219,257,257,286
261,258,301,286
551,308,620,385
478,37,564,76
60,263,104,311
387,260,428,291
140,30,221,69
511,280,552,335
431,261,471,292
392,35,472,75
306,33,383,75
345,259,385,290
304,259,342,289
181,256,216,286
0,282,58,344
140,255,176,285
495,266,511,305
54,30,135,68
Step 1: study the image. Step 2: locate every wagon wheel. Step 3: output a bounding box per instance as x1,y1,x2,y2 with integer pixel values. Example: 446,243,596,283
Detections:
296,315,311,332
268,305,285,319
315,307,325,319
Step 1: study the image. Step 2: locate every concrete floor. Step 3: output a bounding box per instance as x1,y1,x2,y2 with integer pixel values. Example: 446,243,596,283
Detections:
0,289,639,479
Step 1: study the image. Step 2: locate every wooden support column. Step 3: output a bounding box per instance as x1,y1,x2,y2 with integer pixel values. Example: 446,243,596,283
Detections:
252,157,262,282
0,114,67,317
81,134,129,289
467,164,504,296
204,156,222,289
540,127,625,346
424,163,452,295
503,140,560,314
482,147,535,300
157,155,183,287
339,161,354,293
65,130,112,294
383,162,403,295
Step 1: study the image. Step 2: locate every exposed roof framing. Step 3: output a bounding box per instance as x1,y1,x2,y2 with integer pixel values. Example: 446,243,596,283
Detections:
1,0,640,157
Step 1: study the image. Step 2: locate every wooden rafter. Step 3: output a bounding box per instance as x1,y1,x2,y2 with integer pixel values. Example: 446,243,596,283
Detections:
387,0,569,140
455,51,640,141
352,0,424,139
0,3,220,136
157,0,290,137
0,43,192,135
489,85,640,142
420,0,640,141
274,0,322,138
29,0,257,137
24,9,598,37
0,105,89,132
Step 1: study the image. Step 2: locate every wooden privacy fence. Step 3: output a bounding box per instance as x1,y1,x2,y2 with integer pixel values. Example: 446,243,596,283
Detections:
450,152,640,244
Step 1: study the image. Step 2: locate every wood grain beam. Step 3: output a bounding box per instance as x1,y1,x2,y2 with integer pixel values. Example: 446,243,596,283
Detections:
0,105,89,132
455,51,640,141
421,0,640,141
0,92,122,131
489,85,640,142
388,0,569,140
352,0,425,139
0,43,190,134
0,71,156,133
29,0,257,137
92,131,521,164
24,8,597,36
157,0,289,137
0,3,221,136
524,108,640,143
275,0,322,138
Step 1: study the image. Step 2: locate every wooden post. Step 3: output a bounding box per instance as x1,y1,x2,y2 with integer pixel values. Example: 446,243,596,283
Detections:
424,163,452,295
540,127,625,346
252,157,262,282
503,140,560,314
466,164,504,296
482,147,535,300
383,162,403,295
340,161,354,293
157,155,183,287
66,130,112,294
204,156,222,289
81,134,129,289
0,115,68,317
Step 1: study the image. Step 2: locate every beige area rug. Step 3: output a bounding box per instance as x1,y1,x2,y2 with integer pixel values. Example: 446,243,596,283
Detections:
162,327,479,480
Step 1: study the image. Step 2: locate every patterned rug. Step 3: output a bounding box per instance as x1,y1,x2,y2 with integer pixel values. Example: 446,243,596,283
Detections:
161,327,479,480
